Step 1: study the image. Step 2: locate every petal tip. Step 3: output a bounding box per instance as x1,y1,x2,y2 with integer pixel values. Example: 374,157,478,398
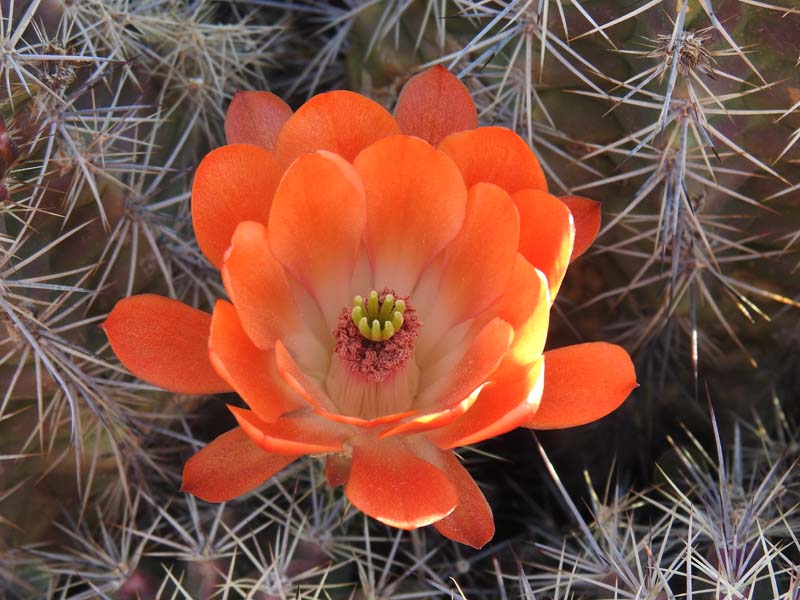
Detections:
395,66,478,146
527,342,635,430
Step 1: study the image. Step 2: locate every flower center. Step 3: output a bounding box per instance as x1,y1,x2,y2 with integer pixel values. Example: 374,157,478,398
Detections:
333,288,420,383
351,290,406,341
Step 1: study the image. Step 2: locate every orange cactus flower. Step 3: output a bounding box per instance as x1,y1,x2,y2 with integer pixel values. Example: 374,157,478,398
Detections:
103,66,636,549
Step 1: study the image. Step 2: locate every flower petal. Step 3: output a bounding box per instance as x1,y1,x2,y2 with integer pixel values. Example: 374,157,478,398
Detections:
417,318,513,411
525,342,636,429
325,454,351,487
439,127,547,195
230,405,350,455
209,300,306,422
433,450,494,549
421,182,519,336
103,294,229,394
191,144,282,269
268,151,366,325
560,195,601,261
427,357,544,449
491,257,551,382
345,437,458,529
275,91,400,165
274,341,338,413
181,427,298,502
513,189,574,298
381,318,514,438
394,66,478,146
221,221,299,349
225,91,293,151
354,135,467,292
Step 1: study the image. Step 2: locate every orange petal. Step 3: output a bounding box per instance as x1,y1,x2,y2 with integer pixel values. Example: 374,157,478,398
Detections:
491,256,551,382
274,341,337,413
353,135,467,292
222,221,298,349
345,437,458,529
181,427,298,502
209,300,306,422
103,294,230,394
230,405,350,455
378,399,472,439
225,91,293,152
560,195,601,261
525,342,636,429
394,66,478,146
513,189,574,298
381,319,513,438
433,450,494,549
438,127,547,195
436,182,519,325
275,91,400,165
427,357,544,449
325,453,351,487
318,407,419,429
268,151,365,324
191,144,283,269
417,318,513,410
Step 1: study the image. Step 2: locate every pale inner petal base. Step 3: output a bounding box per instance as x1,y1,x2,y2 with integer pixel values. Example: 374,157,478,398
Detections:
327,288,422,419
325,353,420,419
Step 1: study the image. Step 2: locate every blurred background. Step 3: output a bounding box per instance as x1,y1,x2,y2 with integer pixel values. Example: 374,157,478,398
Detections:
0,0,798,597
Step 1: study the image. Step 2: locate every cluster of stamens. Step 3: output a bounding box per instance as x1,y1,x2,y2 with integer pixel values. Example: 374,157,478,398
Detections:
351,291,406,342
333,288,420,382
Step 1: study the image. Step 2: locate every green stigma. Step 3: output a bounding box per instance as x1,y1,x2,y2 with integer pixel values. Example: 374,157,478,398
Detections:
351,290,406,342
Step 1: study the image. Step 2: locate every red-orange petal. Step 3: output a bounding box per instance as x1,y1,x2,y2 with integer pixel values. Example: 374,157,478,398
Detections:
437,183,520,325
274,341,338,413
417,318,513,411
268,151,365,323
325,453,351,487
394,66,478,146
317,406,418,429
433,450,494,549
381,319,513,439
378,398,473,439
345,437,458,529
222,221,298,349
492,256,551,382
225,91,293,152
191,144,282,269
353,135,467,292
560,195,601,261
103,294,230,394
427,357,544,449
438,127,547,195
209,300,306,422
513,189,574,298
525,342,636,429
275,91,400,165
181,427,298,502
230,405,350,455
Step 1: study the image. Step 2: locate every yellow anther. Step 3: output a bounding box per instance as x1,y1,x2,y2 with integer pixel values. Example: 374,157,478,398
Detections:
381,321,395,341
358,316,371,338
371,319,381,340
378,294,395,321
352,305,364,326
367,290,379,319
351,290,407,341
